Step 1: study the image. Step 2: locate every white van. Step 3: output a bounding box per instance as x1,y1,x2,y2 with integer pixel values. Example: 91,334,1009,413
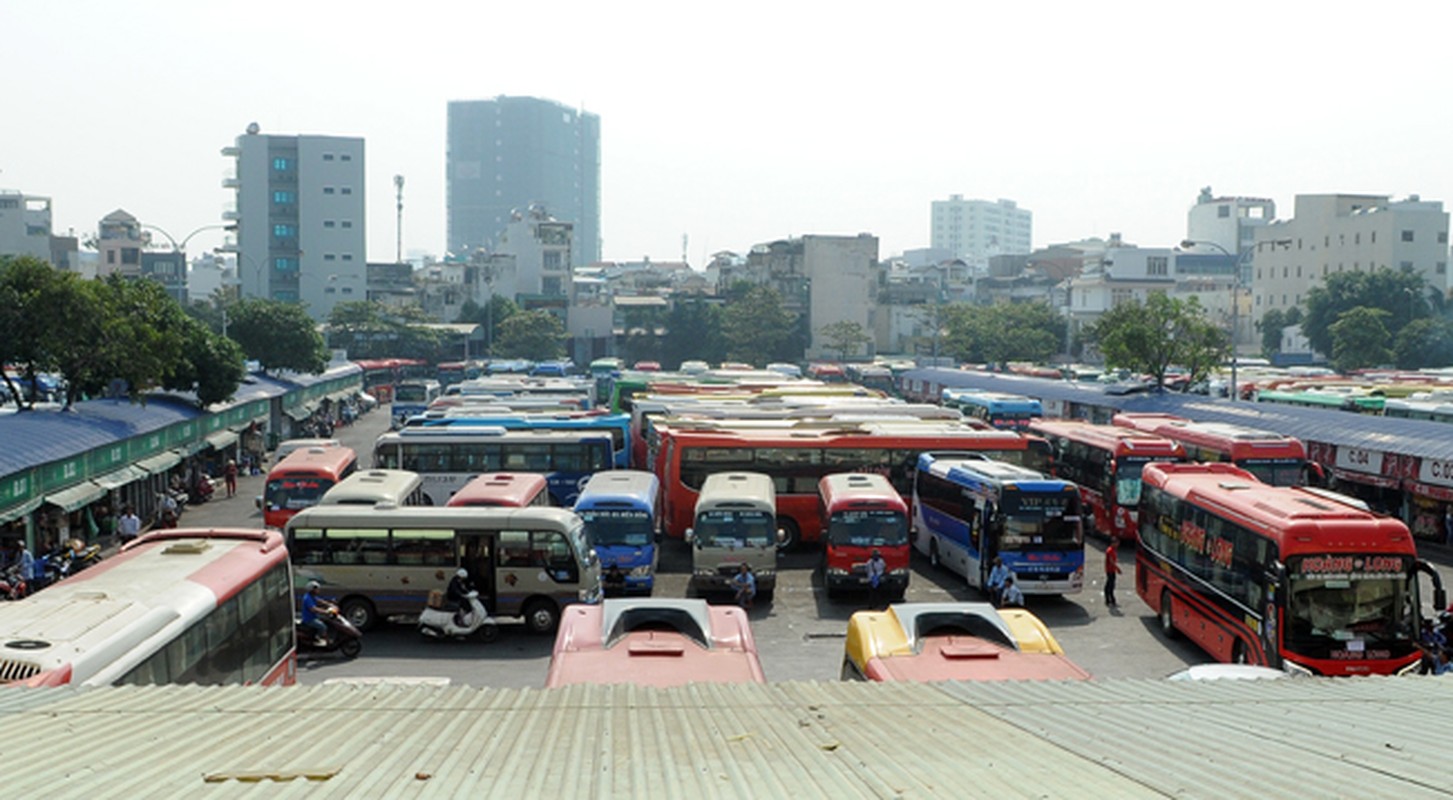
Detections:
685,472,782,600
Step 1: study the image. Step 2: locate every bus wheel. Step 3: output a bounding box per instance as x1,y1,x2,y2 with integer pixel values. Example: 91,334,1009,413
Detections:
340,598,377,632
1158,591,1177,638
523,599,560,634
778,517,801,551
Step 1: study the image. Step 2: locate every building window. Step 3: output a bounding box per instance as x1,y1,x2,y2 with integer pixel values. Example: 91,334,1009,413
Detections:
340,187,352,195
1355,233,1360,244
340,154,352,161
272,157,290,171
273,224,295,238
323,154,334,161
1371,231,1377,243
341,254,353,261
1438,262,1447,275
1401,261,1414,270
1296,265,1302,277
1147,256,1168,276
121,248,140,265
324,254,336,261
273,257,297,271
1218,205,1230,218
1440,231,1449,244
324,220,336,228
340,221,352,228
272,190,295,204
107,250,116,264
1402,230,1415,242
323,187,335,195
1111,288,1133,306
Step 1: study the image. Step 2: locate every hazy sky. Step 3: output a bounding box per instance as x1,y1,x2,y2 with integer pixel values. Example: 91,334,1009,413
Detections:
5,2,1451,267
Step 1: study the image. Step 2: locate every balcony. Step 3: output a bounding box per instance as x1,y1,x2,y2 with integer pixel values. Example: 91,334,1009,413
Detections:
222,176,239,189
222,209,240,221
220,146,240,157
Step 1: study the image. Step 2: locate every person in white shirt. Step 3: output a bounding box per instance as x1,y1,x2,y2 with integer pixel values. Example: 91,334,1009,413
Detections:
1000,575,1025,608
117,507,142,544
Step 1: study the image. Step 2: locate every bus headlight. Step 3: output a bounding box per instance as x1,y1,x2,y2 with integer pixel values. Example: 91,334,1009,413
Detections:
1281,659,1314,677
756,569,775,578
695,568,717,577
579,586,602,604
629,565,651,577
826,568,849,577
889,568,909,577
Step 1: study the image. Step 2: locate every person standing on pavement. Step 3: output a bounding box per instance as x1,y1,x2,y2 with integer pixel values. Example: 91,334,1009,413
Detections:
865,548,887,610
223,459,239,499
1104,539,1122,608
117,506,142,545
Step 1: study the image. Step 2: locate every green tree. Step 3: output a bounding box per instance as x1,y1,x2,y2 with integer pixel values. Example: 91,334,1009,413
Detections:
494,310,566,360
164,316,248,407
941,301,1064,365
817,320,872,361
228,298,329,374
1257,306,1302,357
1393,317,1453,370
0,255,66,408
662,297,724,368
327,300,443,361
1302,268,1426,357
47,276,192,407
1087,293,1228,389
456,295,519,355
1328,306,1393,372
722,286,798,366
620,306,666,366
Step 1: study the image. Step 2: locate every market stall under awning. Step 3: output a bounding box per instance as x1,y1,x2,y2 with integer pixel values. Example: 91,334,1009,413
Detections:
43,481,107,513
135,451,182,476
206,430,240,450
92,464,149,491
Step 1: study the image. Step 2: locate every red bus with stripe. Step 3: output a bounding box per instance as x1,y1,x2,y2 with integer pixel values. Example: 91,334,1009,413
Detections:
1136,462,1444,676
1112,412,1315,487
1028,419,1186,542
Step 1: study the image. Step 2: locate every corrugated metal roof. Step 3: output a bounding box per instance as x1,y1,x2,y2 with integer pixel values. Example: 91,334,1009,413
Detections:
3,678,1450,797
904,368,1453,461
0,396,202,477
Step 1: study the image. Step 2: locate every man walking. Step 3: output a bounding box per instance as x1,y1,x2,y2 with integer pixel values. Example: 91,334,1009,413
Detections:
1104,539,1122,608
865,548,887,610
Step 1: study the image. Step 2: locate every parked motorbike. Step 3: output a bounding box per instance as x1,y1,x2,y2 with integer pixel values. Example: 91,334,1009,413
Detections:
418,590,499,642
188,476,215,505
43,541,102,586
296,601,363,659
0,565,28,600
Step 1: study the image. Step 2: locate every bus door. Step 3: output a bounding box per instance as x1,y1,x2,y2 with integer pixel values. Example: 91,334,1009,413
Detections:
977,500,995,589
460,532,495,609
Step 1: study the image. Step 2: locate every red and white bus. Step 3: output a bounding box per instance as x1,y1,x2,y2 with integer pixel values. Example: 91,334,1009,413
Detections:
1112,412,1317,487
1137,462,1445,676
656,421,1051,548
262,445,359,529
1,529,296,687
445,472,552,508
819,473,910,598
545,598,765,687
1028,419,1187,542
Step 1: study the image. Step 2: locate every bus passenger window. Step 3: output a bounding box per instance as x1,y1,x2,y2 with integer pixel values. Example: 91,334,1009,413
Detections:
499,530,533,567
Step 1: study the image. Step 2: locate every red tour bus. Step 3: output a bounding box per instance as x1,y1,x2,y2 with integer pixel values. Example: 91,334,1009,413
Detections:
819,473,910,598
1137,462,1445,676
655,421,1051,548
261,445,359,528
3,528,296,687
444,472,552,508
1112,412,1317,487
1028,419,1187,542
545,598,765,687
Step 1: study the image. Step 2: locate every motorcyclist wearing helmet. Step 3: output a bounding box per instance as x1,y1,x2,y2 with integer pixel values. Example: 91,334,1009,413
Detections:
300,581,330,645
446,568,477,627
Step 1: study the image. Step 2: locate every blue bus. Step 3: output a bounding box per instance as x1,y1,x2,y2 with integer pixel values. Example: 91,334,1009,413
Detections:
940,389,1043,430
372,427,613,506
912,453,1084,597
391,379,443,428
573,470,662,595
410,412,632,469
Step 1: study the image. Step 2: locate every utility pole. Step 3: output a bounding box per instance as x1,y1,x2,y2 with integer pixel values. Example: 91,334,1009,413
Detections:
393,174,405,264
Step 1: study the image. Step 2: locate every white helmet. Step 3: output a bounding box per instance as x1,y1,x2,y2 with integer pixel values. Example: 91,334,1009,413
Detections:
307,581,320,592
456,568,468,579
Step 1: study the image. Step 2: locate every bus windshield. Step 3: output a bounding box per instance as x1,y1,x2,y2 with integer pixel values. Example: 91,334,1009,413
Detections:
827,510,908,547
1285,557,1414,656
581,509,653,548
1239,459,1304,487
1115,459,1152,507
265,476,334,510
995,493,1081,550
394,385,430,402
695,510,775,548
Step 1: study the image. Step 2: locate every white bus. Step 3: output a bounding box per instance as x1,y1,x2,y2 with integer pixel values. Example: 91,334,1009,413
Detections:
318,469,425,508
0,529,295,687
685,472,782,601
285,505,601,634
372,427,613,506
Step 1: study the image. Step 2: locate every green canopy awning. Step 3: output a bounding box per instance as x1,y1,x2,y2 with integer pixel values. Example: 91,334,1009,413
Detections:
135,450,183,476
0,496,43,524
44,481,107,512
92,464,149,491
206,430,240,450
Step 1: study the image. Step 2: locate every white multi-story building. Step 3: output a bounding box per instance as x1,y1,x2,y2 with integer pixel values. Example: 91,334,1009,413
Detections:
929,196,1031,268
1184,187,1275,285
495,204,573,300
1064,246,1244,352
1251,194,1450,331
223,124,367,319
0,192,53,261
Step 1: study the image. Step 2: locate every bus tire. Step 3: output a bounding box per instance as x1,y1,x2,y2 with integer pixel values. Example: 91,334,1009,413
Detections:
778,517,801,551
340,597,378,632
339,638,362,659
1158,591,1177,638
523,599,560,634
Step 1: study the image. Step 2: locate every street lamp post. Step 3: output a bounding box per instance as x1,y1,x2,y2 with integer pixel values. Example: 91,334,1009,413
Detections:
1182,239,1249,401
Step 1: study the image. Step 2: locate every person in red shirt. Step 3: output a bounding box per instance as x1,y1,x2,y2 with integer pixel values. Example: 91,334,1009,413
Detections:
1104,540,1122,608
223,459,239,498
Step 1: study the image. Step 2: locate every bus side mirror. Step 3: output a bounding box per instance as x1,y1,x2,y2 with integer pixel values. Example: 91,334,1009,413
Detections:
1416,559,1446,612
684,528,694,543
776,528,786,546
254,496,263,510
